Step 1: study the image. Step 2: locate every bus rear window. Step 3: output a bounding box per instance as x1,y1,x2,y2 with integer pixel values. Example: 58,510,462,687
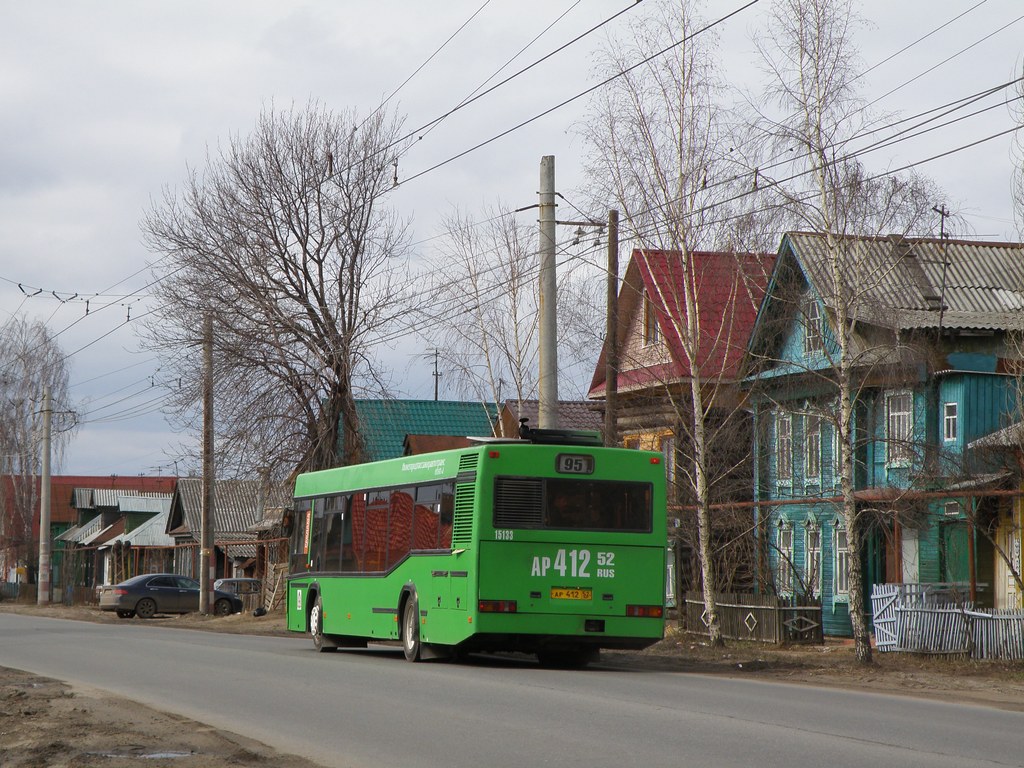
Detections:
494,477,652,532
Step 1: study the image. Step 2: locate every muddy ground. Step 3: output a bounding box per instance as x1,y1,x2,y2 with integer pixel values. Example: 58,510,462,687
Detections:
1,603,1022,767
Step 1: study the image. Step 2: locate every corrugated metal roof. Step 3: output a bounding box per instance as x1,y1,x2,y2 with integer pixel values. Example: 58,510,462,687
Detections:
172,478,291,541
108,510,175,547
83,518,124,546
117,495,172,514
63,514,106,544
788,233,1024,331
355,400,499,461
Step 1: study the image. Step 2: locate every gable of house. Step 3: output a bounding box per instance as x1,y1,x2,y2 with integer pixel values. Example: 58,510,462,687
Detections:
590,249,774,398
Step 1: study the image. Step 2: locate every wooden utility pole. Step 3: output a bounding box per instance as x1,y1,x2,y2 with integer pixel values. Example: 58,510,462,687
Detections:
200,313,215,615
604,209,619,447
538,155,558,429
37,386,51,605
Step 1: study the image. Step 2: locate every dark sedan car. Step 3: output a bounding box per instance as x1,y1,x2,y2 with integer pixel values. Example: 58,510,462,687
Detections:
98,573,244,619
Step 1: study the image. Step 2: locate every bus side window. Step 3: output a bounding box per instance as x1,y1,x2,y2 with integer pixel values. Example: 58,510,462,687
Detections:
290,499,312,574
322,495,345,572
345,492,366,572
388,489,414,568
364,489,390,572
439,483,454,549
309,499,326,572
414,484,442,550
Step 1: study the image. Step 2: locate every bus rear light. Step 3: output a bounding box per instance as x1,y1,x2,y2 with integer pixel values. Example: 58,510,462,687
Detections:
650,456,661,464
478,599,517,613
626,604,663,618
488,450,500,459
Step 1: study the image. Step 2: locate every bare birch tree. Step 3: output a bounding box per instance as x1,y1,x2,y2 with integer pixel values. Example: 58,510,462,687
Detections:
754,0,939,662
578,0,770,646
420,205,538,427
0,317,74,580
141,103,410,477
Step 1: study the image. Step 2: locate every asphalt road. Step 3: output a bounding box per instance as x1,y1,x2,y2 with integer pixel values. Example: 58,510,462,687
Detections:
1,612,1021,768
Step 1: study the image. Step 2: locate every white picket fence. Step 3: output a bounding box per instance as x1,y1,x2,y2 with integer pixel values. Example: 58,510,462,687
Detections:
871,583,1024,660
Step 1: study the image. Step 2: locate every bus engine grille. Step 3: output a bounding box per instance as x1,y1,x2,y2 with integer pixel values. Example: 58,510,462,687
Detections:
493,478,543,528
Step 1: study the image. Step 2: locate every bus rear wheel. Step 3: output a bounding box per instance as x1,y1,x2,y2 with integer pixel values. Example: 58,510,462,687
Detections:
310,596,335,653
402,593,421,662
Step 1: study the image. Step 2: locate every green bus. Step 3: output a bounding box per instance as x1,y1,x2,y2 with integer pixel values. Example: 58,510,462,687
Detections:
285,429,667,666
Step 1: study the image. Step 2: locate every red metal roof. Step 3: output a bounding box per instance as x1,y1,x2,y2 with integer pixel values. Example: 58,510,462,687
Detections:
589,249,774,398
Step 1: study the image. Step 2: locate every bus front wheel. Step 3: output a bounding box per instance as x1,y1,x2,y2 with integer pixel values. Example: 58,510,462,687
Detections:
402,593,421,662
310,596,335,653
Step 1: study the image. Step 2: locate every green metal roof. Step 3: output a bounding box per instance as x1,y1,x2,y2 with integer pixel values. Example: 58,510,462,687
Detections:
354,400,498,461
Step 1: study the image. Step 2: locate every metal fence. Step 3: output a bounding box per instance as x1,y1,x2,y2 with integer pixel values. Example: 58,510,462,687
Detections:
871,583,1024,660
685,591,823,644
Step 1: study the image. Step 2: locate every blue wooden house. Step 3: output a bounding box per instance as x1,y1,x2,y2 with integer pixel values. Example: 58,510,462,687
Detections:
745,232,1024,636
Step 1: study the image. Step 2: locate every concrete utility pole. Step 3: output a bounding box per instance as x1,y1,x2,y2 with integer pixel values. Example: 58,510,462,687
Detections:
200,313,215,615
37,386,51,606
604,209,619,447
538,155,558,429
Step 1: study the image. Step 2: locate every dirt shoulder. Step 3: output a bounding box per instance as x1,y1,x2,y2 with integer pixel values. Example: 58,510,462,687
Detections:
1,603,1022,768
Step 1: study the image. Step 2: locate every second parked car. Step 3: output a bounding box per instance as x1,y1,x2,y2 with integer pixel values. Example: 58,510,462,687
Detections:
98,573,244,619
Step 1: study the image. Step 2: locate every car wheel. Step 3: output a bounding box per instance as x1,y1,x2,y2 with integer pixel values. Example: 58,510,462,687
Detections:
213,598,233,617
402,592,421,662
310,596,335,653
116,609,135,619
135,598,157,619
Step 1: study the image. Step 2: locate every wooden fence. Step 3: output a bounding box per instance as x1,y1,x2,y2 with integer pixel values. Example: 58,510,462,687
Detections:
871,583,1024,660
685,591,823,644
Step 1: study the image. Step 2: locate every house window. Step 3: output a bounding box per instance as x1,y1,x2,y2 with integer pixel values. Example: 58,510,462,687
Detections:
776,412,792,482
805,413,821,480
803,297,823,354
832,423,843,485
660,435,676,484
643,291,660,345
777,521,794,595
886,391,913,466
943,402,958,442
623,436,641,450
805,524,822,597
834,522,850,597
944,501,961,517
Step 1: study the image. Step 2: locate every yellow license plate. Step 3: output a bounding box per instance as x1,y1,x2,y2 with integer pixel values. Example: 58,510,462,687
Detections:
550,587,592,601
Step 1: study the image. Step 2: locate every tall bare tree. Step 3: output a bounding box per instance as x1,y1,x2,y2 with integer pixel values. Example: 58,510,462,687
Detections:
421,205,538,427
754,0,939,663
141,103,410,477
0,316,74,580
578,0,771,646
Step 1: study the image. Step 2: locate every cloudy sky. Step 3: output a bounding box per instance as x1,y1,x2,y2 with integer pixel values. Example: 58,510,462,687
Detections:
1,0,1021,477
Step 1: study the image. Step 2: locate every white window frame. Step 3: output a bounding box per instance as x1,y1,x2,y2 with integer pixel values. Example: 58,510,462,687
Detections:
776,412,792,484
660,434,676,484
803,297,823,354
834,521,850,599
886,390,913,467
943,402,958,442
805,522,822,598
777,520,794,596
805,412,821,482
